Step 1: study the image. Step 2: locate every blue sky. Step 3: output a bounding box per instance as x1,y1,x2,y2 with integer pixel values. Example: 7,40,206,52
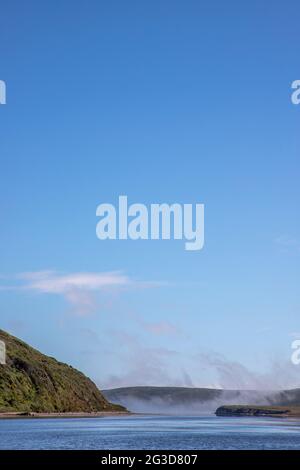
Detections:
0,0,299,389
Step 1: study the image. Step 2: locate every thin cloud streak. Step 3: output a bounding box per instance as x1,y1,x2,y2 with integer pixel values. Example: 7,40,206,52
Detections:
17,270,131,293
275,235,300,253
0,270,164,315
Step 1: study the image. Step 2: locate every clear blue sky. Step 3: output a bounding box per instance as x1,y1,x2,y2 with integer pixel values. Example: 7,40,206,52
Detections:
0,0,299,389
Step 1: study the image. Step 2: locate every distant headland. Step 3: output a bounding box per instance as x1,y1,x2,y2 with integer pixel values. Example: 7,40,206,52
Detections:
215,405,300,418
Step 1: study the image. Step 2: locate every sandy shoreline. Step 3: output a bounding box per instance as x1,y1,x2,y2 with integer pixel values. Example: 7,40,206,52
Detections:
0,411,131,420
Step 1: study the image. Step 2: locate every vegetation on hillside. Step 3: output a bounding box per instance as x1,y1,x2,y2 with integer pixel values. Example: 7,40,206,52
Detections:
0,329,125,413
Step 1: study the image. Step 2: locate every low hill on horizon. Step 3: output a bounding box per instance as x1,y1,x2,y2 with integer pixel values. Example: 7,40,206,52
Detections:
0,329,125,413
103,386,300,414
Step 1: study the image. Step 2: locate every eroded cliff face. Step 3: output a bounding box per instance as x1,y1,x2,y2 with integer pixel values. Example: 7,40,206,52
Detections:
0,329,125,413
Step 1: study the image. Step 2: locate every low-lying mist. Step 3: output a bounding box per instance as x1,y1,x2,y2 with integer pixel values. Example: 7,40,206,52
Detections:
103,387,299,414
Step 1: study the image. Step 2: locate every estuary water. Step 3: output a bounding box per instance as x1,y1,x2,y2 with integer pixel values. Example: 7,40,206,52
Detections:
0,415,300,450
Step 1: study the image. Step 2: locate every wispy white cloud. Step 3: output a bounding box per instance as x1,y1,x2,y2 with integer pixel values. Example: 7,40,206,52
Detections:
142,320,180,336
124,309,183,337
195,351,300,390
101,329,185,389
16,270,130,293
290,332,300,339
275,235,300,253
0,270,162,315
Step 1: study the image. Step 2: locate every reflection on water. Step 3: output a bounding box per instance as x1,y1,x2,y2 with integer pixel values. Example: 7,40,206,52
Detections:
0,415,300,450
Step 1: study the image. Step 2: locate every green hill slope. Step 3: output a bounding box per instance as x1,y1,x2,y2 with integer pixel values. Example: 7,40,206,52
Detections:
0,329,124,413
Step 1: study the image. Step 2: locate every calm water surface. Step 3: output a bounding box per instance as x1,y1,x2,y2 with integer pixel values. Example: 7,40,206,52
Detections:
0,415,300,450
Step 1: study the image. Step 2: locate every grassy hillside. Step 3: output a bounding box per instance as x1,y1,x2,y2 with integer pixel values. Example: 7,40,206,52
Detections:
0,329,125,413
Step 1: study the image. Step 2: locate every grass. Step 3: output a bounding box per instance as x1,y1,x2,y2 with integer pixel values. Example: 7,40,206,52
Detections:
0,329,125,413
